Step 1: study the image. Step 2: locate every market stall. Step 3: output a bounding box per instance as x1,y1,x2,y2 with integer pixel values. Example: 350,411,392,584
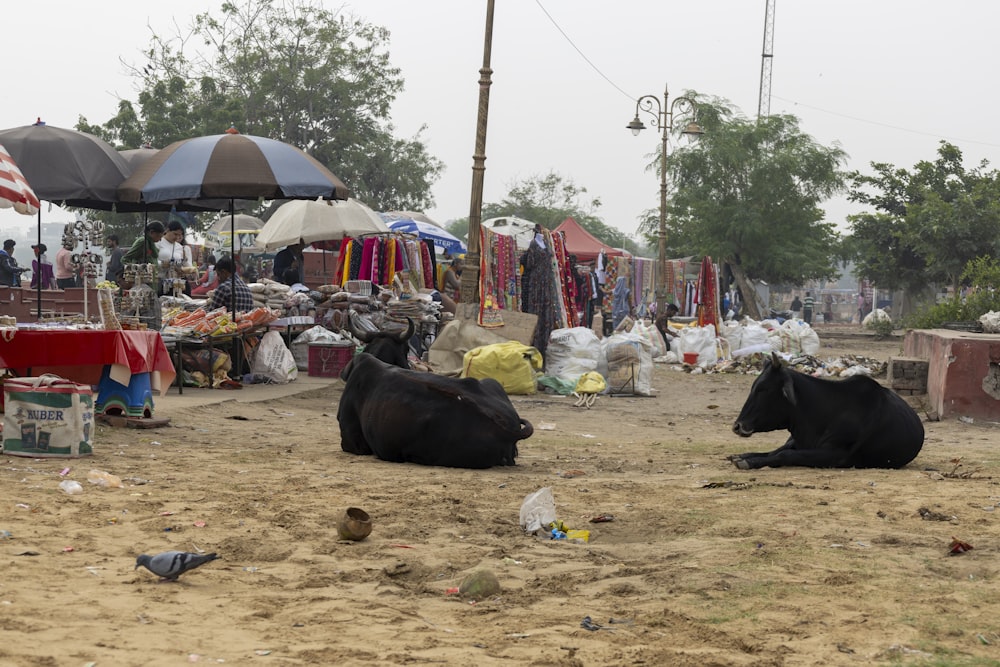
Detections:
0,328,174,389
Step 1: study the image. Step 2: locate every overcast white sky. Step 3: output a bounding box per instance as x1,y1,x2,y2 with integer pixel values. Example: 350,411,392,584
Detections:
2,0,999,249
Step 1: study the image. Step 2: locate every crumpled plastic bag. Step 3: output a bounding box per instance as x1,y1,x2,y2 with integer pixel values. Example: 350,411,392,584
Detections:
519,487,557,534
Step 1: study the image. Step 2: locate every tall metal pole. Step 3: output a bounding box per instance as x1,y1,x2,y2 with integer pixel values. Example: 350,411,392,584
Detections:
460,0,495,305
657,87,669,318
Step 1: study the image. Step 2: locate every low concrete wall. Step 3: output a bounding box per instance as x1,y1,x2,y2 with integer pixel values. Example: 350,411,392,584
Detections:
904,329,1000,420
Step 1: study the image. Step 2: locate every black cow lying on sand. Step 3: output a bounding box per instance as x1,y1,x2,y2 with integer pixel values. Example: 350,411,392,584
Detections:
729,352,924,469
347,311,414,369
337,353,534,468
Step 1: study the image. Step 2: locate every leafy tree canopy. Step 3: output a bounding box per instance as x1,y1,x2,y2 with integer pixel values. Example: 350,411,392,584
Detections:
77,0,442,242
846,141,1000,297
446,172,639,254
662,96,847,313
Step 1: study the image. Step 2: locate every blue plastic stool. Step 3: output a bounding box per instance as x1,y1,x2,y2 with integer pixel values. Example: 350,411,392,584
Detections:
95,366,154,418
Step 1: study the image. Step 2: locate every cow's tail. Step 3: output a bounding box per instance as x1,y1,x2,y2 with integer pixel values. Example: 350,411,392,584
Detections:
517,418,533,440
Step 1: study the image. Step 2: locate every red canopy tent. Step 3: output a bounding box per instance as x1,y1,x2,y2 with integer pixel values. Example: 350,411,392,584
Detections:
554,217,628,263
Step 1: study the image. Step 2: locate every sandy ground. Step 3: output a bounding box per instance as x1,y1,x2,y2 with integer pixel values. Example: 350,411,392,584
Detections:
2,328,1000,666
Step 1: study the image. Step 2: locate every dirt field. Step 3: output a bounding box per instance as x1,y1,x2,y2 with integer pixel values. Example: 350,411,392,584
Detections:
2,329,1000,666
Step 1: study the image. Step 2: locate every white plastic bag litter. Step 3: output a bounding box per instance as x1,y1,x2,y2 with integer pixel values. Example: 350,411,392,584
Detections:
519,487,557,534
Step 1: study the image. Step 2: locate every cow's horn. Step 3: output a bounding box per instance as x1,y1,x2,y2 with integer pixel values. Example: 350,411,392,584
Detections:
396,317,415,342
347,311,374,343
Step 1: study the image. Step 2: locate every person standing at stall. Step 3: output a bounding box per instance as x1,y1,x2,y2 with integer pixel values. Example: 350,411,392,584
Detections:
443,258,463,303
156,220,194,296
54,241,76,289
273,243,305,284
105,235,125,283
0,239,24,287
31,244,56,290
210,257,254,314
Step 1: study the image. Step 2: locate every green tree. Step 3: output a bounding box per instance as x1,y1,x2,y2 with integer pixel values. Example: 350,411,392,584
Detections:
447,172,639,253
77,0,442,225
663,97,847,318
846,142,1000,311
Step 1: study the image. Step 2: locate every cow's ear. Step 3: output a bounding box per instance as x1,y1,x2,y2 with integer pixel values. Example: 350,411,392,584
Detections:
770,351,783,368
781,372,797,406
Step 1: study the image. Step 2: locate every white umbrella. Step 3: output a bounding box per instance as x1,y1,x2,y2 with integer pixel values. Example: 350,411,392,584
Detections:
205,214,267,253
256,198,389,251
482,216,538,250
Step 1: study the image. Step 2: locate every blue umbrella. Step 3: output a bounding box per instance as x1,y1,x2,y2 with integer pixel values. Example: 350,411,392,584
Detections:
387,219,467,254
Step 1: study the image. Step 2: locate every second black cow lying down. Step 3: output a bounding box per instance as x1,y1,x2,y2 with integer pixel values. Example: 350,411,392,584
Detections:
338,353,534,469
729,352,924,469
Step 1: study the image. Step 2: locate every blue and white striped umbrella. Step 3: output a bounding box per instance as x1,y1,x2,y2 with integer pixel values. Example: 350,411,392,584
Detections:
387,219,467,254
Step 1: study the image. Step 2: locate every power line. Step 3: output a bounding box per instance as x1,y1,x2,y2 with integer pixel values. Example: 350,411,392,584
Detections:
533,0,634,101
535,1,1000,154
773,94,1000,149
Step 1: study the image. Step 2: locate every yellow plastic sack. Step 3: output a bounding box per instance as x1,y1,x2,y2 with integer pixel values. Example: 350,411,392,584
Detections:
574,371,607,394
461,341,543,395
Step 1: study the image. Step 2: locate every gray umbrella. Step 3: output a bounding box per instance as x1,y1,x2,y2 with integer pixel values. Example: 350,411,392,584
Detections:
0,120,134,318
0,120,130,210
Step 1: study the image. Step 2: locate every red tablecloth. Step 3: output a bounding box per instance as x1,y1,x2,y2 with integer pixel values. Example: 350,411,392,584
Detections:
0,330,176,395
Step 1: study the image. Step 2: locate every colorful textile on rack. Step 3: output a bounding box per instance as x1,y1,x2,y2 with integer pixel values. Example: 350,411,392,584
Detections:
478,227,521,327
696,256,719,330
551,231,577,328
602,257,619,314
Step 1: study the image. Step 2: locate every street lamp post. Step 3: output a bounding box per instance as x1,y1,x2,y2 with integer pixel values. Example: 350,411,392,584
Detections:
626,85,702,317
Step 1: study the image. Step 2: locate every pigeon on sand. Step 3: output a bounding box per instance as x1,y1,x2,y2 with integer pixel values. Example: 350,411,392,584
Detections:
135,551,220,581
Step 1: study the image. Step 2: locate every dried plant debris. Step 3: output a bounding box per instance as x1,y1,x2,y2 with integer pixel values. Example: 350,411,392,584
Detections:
918,507,955,522
710,353,886,377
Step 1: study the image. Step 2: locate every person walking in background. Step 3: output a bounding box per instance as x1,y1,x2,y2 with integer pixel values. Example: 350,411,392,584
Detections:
31,244,56,290
823,293,835,324
857,293,866,324
105,234,125,283
0,239,24,287
790,294,802,318
802,291,815,324
54,241,76,289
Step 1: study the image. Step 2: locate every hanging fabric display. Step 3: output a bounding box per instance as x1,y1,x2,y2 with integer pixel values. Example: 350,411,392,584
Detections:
550,231,578,328
696,256,720,330
478,226,520,328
